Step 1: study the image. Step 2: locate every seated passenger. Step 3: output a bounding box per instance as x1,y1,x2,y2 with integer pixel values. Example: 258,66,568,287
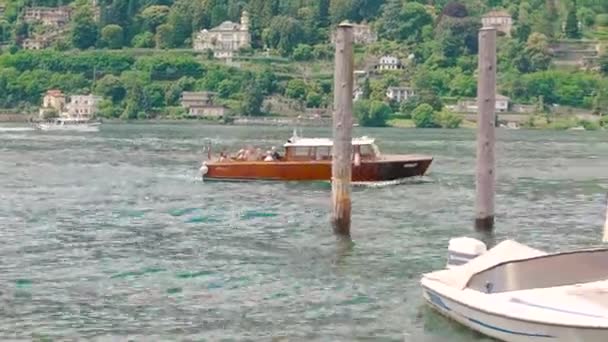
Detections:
264,151,274,161
271,146,281,160
235,149,246,160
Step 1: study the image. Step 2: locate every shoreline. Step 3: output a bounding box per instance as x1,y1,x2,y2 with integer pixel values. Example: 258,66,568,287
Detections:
1,115,605,131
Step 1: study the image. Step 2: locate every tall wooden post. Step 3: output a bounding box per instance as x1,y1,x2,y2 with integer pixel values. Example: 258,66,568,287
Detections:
602,194,608,242
475,27,497,232
331,23,354,236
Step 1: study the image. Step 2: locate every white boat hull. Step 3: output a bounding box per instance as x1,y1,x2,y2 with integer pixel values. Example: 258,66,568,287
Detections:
422,286,607,341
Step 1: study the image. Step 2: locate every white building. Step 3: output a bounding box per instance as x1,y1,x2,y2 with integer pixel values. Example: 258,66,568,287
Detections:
482,10,513,37
386,86,415,102
23,6,72,26
22,36,51,50
376,55,403,71
456,94,511,113
180,91,227,118
65,94,102,118
193,11,251,59
39,89,66,118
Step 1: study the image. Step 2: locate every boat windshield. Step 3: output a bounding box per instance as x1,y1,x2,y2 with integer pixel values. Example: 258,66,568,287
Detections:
466,248,608,293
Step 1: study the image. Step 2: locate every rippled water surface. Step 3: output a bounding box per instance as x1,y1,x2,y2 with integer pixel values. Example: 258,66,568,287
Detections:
1,123,607,341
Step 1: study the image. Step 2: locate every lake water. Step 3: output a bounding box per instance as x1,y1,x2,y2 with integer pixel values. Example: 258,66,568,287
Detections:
1,123,607,341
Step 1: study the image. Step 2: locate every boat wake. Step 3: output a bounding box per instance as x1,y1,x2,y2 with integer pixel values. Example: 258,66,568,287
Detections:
0,127,35,132
351,176,434,188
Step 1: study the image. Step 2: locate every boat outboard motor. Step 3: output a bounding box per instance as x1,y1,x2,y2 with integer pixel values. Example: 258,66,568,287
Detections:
446,237,487,269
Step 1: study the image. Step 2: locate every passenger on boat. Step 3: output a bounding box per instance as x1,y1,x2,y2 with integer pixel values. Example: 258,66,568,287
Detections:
219,152,227,162
253,148,263,160
236,149,246,160
264,151,274,161
271,146,281,160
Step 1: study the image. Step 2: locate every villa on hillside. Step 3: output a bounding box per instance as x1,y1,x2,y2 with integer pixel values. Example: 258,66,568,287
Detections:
376,55,404,71
22,36,51,50
180,91,227,118
65,94,102,118
39,89,66,118
455,94,511,113
24,6,72,26
330,22,377,44
386,86,415,102
193,11,251,60
482,10,513,37
39,91,102,119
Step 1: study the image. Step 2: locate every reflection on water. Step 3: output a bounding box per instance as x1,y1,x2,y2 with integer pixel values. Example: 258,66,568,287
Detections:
0,123,607,340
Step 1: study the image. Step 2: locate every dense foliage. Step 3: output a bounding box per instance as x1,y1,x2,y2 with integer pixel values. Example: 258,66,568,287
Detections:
0,0,606,123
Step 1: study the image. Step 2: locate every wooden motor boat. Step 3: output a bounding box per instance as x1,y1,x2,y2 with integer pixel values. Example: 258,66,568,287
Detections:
200,132,433,182
421,237,608,342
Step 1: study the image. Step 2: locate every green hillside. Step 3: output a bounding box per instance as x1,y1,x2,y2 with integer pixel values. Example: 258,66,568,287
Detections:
0,0,606,127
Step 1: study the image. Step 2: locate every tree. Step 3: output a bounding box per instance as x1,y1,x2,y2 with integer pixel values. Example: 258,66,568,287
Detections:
132,32,155,48
449,74,476,97
155,24,174,49
285,79,307,100
354,100,391,127
434,110,462,128
140,5,170,33
242,83,264,116
441,2,468,18
330,0,357,24
564,4,580,38
361,77,371,100
377,1,433,42
94,74,126,103
306,92,322,107
217,79,238,98
412,103,439,128
167,0,204,47
292,44,313,61
101,24,124,49
71,6,98,49
435,16,481,58
600,53,608,75
534,0,559,39
262,16,304,56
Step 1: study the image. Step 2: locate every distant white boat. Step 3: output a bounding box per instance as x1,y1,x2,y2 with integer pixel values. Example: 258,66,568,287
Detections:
421,237,608,342
35,117,101,132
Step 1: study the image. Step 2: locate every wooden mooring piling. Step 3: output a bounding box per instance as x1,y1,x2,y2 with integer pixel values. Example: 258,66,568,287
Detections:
475,27,497,232
331,23,354,236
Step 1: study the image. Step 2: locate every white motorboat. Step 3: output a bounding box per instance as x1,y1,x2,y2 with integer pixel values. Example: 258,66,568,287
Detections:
35,117,101,132
421,237,608,342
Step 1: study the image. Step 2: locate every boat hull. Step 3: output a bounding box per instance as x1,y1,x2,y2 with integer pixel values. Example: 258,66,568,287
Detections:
203,155,432,182
421,285,608,342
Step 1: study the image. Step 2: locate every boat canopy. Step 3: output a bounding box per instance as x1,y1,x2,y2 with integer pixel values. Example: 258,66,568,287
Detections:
423,240,546,290
284,136,375,148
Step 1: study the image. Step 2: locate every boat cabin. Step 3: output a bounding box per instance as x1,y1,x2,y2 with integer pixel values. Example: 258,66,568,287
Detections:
283,136,380,161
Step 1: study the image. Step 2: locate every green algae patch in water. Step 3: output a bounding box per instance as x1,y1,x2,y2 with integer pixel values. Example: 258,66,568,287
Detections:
15,279,32,288
166,287,182,295
176,270,214,279
185,216,221,223
169,207,200,217
110,267,166,279
241,210,278,219
115,209,149,218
